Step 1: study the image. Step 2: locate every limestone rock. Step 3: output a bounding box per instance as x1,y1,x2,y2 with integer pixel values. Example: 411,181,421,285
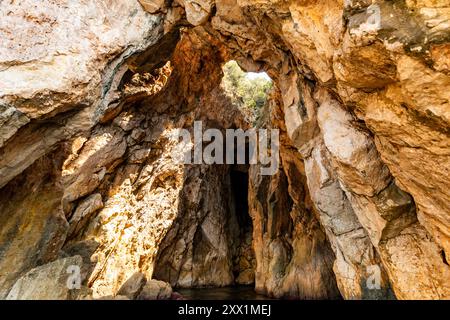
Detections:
62,126,127,214
236,269,255,285
305,142,394,299
0,104,29,149
6,256,86,300
0,153,69,299
137,280,173,300
0,0,165,189
138,0,167,13
0,0,161,118
68,193,103,238
117,272,147,299
249,103,341,299
182,0,214,26
1,0,450,301
113,110,145,132
152,165,236,288
316,91,392,197
249,162,341,299
379,224,450,299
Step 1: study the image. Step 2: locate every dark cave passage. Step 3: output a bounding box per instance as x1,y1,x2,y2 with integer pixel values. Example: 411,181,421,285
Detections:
151,62,271,292
151,163,257,292
229,166,255,286
230,169,250,238
169,166,259,299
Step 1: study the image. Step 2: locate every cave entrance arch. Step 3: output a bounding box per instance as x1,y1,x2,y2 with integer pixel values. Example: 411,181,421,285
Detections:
152,61,273,297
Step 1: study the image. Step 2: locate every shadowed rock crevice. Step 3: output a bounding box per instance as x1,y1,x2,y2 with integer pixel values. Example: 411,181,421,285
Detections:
229,168,255,285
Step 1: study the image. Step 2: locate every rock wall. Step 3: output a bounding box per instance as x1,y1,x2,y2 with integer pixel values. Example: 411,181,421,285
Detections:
247,91,341,299
0,0,449,299
62,30,249,297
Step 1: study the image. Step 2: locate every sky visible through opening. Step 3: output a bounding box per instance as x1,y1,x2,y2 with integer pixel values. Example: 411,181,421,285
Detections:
221,61,273,124
245,71,271,81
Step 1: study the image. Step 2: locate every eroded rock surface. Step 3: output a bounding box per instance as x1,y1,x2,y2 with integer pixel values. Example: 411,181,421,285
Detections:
0,0,449,300
6,256,89,300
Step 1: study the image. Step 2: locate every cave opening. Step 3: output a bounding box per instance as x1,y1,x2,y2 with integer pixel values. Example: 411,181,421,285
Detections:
222,60,273,290
174,165,261,300
3,1,450,302
151,59,274,298
221,60,273,125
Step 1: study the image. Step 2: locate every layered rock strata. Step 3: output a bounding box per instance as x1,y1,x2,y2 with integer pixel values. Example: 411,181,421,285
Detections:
0,0,449,300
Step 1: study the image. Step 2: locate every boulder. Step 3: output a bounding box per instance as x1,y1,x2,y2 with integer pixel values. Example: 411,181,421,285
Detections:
117,272,147,299
6,256,88,300
137,280,173,300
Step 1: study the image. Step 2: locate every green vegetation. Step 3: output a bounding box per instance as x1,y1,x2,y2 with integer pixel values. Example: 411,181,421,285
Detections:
221,60,273,123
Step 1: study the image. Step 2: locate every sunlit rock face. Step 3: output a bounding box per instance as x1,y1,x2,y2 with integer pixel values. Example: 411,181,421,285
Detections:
0,0,449,300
